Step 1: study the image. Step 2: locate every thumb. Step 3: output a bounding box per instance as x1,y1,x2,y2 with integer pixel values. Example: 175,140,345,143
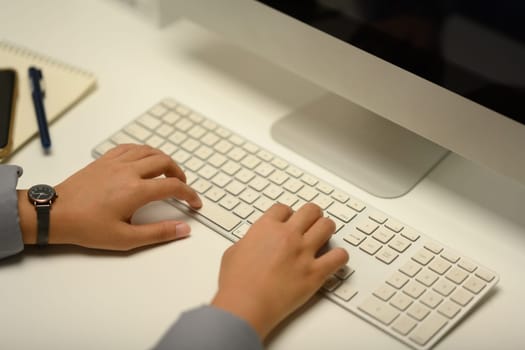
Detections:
126,221,192,249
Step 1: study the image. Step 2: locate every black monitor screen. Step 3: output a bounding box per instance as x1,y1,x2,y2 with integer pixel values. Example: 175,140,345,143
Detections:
257,0,525,124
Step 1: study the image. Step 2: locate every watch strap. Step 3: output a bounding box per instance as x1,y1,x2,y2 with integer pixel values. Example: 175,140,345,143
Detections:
35,204,51,246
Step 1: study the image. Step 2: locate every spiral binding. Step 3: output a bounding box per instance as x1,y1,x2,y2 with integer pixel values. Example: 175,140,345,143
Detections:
0,40,94,78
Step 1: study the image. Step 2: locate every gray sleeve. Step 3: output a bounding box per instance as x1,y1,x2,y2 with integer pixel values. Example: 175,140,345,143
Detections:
0,165,24,259
154,305,264,350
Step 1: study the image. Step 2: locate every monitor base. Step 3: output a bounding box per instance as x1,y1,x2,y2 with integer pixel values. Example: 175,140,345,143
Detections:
271,93,449,198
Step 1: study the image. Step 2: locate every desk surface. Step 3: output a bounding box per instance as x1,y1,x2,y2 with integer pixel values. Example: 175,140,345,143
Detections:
1,1,524,349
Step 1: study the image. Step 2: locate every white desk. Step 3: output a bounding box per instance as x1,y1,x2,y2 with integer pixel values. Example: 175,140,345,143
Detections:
1,1,524,349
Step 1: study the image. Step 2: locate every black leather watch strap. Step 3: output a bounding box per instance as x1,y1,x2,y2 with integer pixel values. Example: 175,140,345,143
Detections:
36,204,51,246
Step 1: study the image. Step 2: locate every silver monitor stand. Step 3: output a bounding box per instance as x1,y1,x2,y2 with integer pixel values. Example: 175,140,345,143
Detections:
271,93,449,198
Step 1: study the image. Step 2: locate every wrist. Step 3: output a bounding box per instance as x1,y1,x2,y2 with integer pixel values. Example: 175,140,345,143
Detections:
17,190,37,244
19,185,66,245
211,290,277,340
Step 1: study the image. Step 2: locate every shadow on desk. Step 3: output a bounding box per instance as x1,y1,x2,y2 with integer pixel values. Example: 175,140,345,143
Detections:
428,153,525,229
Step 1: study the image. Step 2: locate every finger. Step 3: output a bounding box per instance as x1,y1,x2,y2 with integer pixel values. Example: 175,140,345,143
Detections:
142,177,202,208
133,153,186,183
314,247,350,277
262,203,293,222
303,216,336,251
286,203,323,234
121,221,192,250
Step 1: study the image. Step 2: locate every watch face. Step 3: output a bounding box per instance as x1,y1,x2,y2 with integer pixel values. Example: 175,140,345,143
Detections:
28,184,56,204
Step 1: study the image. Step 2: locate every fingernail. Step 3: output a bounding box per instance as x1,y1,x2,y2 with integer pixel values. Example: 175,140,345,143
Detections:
194,197,203,208
175,223,191,238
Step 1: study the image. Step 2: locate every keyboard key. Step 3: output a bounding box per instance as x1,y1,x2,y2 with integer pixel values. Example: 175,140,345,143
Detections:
450,288,473,306
343,230,366,246
256,149,273,161
249,177,270,192
385,219,404,233
412,248,435,266
202,119,218,131
333,282,358,302
149,104,167,117
348,198,366,212
297,186,317,201
219,194,240,211
268,170,289,185
399,260,422,278
277,192,298,207
233,202,254,219
400,227,420,241
241,154,261,169
310,194,333,210
424,241,444,254
387,272,410,289
225,180,245,196
373,284,396,301
301,173,318,186
94,140,116,155
463,276,487,294
145,134,164,148
331,190,349,203
415,269,439,287
283,178,304,193
368,210,388,224
316,182,333,195
457,258,477,273
359,296,400,325
407,303,430,321
372,228,395,244
403,280,426,299
168,130,187,144
433,279,456,297
376,247,399,264
475,268,496,283
205,187,226,202
356,219,379,235
409,313,448,346
334,265,354,280
390,293,413,311
327,202,357,223
420,290,443,309
428,256,452,275
446,267,469,285
232,222,250,239
111,131,140,145
388,236,412,253
438,300,461,319
360,238,382,255
392,315,417,336
193,197,241,231
285,165,303,178
162,111,180,124
271,157,289,170
322,275,342,292
441,249,461,263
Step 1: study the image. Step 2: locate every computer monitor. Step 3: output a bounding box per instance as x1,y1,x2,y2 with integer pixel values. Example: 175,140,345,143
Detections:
161,0,525,198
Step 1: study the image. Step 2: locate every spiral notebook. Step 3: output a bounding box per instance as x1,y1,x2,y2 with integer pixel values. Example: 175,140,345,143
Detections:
0,41,97,160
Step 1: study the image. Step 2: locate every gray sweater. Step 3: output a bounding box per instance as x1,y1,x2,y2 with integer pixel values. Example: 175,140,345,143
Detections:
0,164,263,350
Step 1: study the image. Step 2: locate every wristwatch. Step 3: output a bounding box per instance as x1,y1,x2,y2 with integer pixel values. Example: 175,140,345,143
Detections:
27,184,58,246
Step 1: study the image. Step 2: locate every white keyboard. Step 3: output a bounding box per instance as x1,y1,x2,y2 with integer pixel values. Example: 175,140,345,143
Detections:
93,99,499,350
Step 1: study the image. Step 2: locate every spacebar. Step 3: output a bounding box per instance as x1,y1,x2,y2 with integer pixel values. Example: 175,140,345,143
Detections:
192,197,242,232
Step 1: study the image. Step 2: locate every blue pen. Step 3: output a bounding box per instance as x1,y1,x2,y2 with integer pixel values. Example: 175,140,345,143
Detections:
28,66,52,151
